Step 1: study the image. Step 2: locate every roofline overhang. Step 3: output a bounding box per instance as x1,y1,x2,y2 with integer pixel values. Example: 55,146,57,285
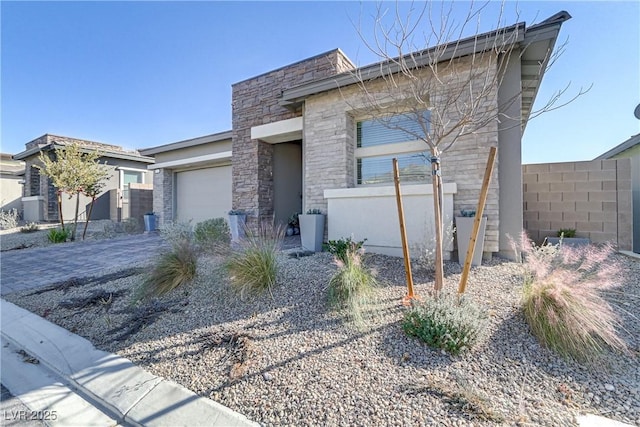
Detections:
13,143,154,164
138,130,233,156
280,11,570,112
594,133,640,160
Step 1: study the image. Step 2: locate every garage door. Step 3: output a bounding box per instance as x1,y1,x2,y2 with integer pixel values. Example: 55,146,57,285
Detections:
175,166,232,224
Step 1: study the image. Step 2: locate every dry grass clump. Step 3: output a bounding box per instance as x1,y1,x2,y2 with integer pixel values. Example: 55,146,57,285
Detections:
327,247,377,327
514,234,628,363
225,221,284,299
135,221,199,301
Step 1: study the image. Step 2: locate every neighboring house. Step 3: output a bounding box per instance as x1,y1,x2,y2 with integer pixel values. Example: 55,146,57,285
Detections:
0,153,25,213
13,134,154,224
595,133,640,253
142,12,569,259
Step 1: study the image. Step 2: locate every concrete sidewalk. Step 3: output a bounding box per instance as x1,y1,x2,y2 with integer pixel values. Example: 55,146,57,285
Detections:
1,299,258,427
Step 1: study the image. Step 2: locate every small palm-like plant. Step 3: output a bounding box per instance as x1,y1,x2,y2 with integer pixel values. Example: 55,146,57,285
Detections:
514,234,628,363
328,247,377,326
226,221,284,299
47,227,70,243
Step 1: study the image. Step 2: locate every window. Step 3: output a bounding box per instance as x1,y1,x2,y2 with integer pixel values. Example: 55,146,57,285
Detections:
355,110,431,185
120,170,144,200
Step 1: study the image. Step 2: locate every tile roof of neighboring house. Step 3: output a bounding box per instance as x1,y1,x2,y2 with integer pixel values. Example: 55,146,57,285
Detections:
594,133,640,160
13,134,154,163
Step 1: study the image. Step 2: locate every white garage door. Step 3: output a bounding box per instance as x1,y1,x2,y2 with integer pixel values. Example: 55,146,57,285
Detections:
175,166,232,224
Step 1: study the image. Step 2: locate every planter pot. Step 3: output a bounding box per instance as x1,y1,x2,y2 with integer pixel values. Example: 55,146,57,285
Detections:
455,216,487,267
299,214,325,252
228,214,247,242
544,236,591,247
143,214,157,233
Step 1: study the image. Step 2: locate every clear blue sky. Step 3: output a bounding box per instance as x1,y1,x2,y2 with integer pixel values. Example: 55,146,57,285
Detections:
2,1,639,164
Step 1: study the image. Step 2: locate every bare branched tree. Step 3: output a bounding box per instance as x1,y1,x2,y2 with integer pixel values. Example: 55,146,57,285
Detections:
346,1,587,291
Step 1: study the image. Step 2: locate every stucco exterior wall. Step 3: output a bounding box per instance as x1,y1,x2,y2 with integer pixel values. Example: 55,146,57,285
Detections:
611,144,640,253
522,159,632,250
304,55,501,253
231,49,355,224
153,140,232,164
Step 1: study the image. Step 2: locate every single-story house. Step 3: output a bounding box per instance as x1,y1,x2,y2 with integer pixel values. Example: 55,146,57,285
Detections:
595,133,640,253
0,153,25,213
141,12,569,259
14,134,155,224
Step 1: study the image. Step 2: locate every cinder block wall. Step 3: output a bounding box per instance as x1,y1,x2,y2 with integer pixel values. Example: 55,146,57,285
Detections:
523,159,632,250
129,183,153,227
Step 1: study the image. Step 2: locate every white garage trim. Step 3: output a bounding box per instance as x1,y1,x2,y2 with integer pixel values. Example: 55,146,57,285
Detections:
149,151,232,170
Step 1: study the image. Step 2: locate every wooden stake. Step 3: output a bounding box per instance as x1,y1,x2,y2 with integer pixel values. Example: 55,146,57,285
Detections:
392,158,416,305
431,149,444,292
458,146,497,294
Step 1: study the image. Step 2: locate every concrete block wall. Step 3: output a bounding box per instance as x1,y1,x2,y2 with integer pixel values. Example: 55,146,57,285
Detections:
129,183,153,227
523,159,632,250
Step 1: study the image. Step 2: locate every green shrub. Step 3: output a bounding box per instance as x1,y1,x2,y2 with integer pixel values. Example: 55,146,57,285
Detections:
226,221,284,299
328,248,377,326
136,238,198,300
123,217,140,234
403,293,487,355
47,227,70,243
20,222,39,233
514,234,627,363
325,236,367,263
160,221,193,248
194,218,230,252
556,228,576,238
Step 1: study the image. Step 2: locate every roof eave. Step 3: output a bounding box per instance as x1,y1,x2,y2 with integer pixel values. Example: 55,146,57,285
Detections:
281,22,526,103
139,130,233,156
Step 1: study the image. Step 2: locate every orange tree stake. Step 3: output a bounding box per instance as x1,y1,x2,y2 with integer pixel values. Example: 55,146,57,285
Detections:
392,158,416,305
458,146,497,294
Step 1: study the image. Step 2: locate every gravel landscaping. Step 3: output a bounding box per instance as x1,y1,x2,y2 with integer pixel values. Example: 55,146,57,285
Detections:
4,249,639,426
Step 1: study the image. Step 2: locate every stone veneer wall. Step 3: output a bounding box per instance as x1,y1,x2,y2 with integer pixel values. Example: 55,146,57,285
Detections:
153,169,173,226
523,159,633,249
303,55,501,253
231,49,355,225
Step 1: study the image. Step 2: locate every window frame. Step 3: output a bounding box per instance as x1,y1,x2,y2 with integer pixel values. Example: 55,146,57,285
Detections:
117,167,147,200
354,111,431,186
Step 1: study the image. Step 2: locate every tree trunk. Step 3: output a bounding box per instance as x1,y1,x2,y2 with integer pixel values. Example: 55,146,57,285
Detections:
82,196,96,240
57,190,65,230
430,148,445,292
71,190,80,241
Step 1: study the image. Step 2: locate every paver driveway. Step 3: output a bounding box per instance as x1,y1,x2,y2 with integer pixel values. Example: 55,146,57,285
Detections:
0,233,164,296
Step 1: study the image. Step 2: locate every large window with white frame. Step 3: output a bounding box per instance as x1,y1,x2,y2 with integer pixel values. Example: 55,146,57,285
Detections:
355,110,431,185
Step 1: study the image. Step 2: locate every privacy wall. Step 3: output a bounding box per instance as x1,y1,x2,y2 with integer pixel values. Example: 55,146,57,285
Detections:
522,159,632,250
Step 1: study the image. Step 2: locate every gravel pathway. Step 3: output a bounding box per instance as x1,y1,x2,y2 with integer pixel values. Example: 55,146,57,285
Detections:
4,250,639,426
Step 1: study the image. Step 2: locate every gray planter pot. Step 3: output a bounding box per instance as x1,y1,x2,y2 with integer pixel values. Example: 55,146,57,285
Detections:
228,214,247,242
455,216,487,267
299,214,325,252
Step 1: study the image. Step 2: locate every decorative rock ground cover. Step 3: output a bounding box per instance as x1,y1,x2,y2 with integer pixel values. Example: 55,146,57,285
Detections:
4,251,639,426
